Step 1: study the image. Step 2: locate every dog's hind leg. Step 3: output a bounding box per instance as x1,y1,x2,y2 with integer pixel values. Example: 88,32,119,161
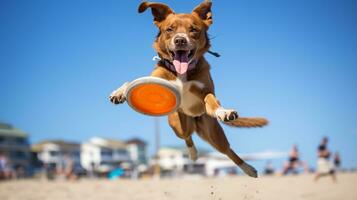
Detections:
195,114,258,178
184,137,198,161
168,111,198,161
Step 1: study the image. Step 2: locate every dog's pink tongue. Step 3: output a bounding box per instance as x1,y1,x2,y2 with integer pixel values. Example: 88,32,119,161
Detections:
173,51,189,74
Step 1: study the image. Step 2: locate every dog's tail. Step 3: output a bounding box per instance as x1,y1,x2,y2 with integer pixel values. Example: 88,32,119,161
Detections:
222,117,268,128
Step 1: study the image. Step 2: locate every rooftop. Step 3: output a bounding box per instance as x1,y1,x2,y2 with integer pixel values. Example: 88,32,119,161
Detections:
126,138,147,145
0,122,28,138
88,137,127,149
31,140,80,152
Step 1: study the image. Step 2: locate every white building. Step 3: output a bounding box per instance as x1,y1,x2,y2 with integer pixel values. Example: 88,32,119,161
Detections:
153,147,288,177
150,146,207,177
31,140,81,170
125,138,147,164
80,137,131,173
156,147,190,172
196,152,238,176
152,147,241,177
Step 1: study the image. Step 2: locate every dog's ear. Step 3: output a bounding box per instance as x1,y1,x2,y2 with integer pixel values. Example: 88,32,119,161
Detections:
138,2,174,27
192,0,212,26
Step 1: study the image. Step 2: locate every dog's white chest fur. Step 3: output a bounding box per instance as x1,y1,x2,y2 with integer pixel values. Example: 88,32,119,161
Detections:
171,76,205,117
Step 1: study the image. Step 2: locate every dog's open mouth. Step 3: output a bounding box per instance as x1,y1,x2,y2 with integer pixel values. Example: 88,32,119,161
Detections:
169,49,195,74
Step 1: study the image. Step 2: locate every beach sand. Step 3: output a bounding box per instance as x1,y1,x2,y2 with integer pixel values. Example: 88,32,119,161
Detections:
1,173,356,200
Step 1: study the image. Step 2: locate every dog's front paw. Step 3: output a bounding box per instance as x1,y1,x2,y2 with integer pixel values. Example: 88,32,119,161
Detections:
109,89,126,104
215,108,239,122
109,82,129,105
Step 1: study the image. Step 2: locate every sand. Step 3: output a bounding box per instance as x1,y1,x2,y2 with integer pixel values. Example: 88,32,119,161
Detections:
1,173,356,200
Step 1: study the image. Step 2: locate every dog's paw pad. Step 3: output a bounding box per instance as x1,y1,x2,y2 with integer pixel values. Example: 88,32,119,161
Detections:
216,108,239,122
109,91,126,104
109,95,125,104
224,111,238,122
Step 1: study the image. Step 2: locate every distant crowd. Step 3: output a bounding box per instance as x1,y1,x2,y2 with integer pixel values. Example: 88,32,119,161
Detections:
0,152,79,181
264,136,341,182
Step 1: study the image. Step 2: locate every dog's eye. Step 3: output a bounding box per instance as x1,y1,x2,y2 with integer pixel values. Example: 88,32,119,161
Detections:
166,27,174,33
190,27,199,33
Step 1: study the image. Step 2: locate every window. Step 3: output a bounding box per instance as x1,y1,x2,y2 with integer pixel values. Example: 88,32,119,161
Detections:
15,137,26,144
11,151,26,159
49,151,60,156
72,151,80,157
138,146,145,151
116,149,127,155
1,137,27,145
101,149,113,157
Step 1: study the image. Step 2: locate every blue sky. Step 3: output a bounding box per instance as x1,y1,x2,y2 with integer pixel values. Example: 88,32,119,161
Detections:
1,0,356,171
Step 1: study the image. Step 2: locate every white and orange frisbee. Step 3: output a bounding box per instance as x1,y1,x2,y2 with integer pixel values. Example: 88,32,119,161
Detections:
125,77,181,116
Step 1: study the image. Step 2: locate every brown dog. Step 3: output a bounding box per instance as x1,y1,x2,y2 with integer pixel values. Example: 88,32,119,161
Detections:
110,0,268,177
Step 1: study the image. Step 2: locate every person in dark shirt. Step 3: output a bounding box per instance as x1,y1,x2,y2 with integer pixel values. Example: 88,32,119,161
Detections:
318,137,331,159
334,152,341,169
282,144,308,175
314,137,337,182
264,161,275,175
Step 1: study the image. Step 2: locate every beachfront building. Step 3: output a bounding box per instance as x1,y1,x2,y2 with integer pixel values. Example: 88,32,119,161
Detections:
150,146,242,177
168,150,286,177
151,146,208,177
0,122,31,173
31,140,81,170
195,152,238,176
80,137,131,173
156,146,190,172
126,138,147,164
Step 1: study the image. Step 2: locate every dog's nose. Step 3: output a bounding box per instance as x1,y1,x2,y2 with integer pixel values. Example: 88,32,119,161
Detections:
174,36,187,46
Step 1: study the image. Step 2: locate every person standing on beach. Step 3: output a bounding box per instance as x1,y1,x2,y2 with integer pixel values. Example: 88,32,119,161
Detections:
334,152,341,171
0,151,6,179
264,161,275,175
60,154,77,180
314,137,337,182
282,144,309,175
0,151,12,180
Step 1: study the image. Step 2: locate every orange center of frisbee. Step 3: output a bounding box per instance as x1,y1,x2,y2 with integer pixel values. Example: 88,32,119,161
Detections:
129,83,177,115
